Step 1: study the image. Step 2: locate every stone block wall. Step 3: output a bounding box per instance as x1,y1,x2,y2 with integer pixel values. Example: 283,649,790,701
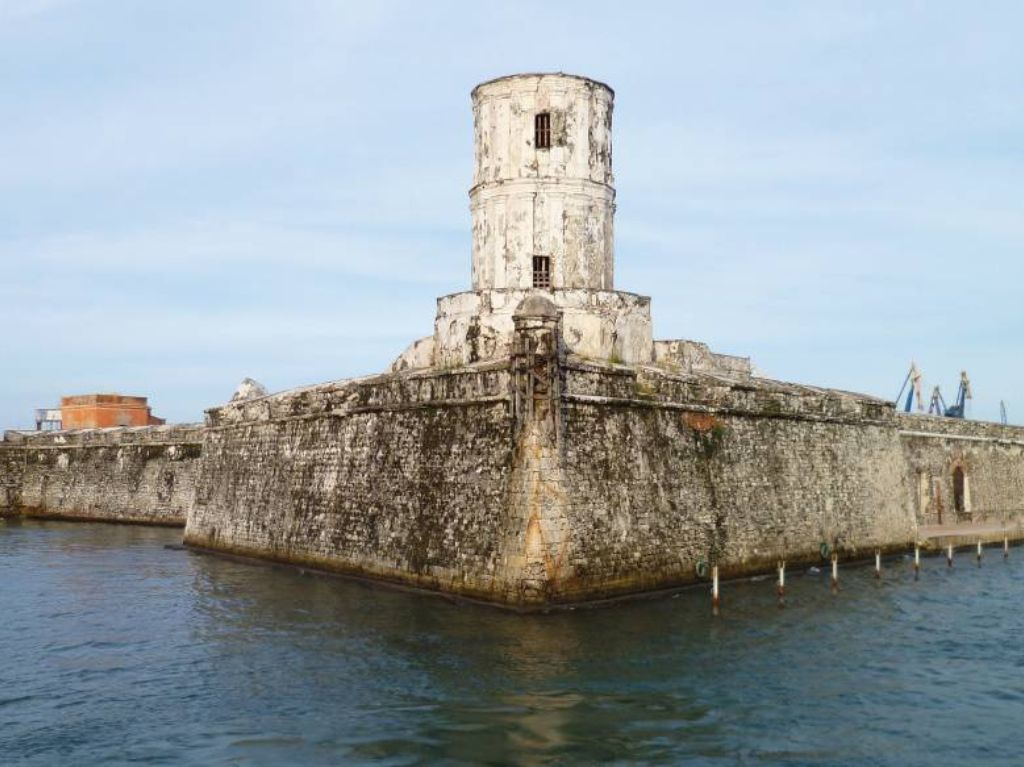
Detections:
898,414,1024,526
183,364,537,603
540,360,916,602
7,332,1021,609
653,339,752,378
1,442,24,515
1,425,203,525
432,288,652,368
183,345,934,607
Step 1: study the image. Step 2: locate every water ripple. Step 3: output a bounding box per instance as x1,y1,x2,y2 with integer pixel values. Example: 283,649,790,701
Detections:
4,521,1024,765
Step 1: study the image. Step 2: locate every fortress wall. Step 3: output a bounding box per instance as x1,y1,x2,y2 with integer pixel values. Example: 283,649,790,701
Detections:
182,356,988,608
897,415,1024,526
183,364,537,603
4,355,1017,608
2,425,203,525
539,362,917,602
26,348,995,607
1,442,24,515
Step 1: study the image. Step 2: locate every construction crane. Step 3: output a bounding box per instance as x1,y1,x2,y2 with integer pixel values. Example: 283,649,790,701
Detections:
945,371,972,418
930,371,972,418
895,362,925,413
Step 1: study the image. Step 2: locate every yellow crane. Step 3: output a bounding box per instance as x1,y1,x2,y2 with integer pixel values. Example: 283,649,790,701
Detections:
895,361,925,412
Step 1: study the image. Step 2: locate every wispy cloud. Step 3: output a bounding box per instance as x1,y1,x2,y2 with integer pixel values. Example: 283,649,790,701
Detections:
0,0,76,22
2,1,1022,427
3,220,465,282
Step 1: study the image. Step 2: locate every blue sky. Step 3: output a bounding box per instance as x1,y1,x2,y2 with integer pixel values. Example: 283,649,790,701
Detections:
2,1,1021,427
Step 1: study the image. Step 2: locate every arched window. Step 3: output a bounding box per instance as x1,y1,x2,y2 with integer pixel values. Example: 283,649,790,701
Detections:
953,466,966,514
535,113,551,149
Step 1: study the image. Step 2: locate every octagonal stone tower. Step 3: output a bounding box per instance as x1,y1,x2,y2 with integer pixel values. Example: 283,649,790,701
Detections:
393,73,653,371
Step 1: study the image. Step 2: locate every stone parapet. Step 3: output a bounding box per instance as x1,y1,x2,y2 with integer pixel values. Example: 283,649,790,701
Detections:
0,424,203,525
896,413,1024,443
179,344,957,608
565,359,895,426
205,363,511,427
434,288,652,368
654,339,752,378
5,423,203,447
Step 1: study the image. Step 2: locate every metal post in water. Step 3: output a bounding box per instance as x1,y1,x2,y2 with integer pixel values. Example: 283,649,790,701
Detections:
913,544,920,580
712,565,720,615
831,553,839,592
1005,536,1009,560
977,539,983,567
777,560,786,605
875,550,882,579
947,542,954,568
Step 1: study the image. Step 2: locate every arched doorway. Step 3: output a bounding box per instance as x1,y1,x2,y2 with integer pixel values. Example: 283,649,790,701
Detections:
952,467,966,516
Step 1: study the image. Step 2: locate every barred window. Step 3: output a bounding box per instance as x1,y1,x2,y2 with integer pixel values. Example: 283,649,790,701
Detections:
535,112,551,149
532,255,551,288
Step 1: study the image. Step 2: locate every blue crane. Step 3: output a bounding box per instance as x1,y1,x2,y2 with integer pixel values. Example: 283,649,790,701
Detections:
929,371,972,418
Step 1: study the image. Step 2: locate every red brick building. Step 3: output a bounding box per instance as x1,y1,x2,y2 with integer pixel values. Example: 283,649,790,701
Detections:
60,394,165,429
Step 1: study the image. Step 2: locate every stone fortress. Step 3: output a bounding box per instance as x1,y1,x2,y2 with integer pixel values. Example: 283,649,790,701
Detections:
3,73,1024,609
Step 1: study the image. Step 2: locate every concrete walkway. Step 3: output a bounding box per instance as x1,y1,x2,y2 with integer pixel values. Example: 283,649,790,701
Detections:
919,519,1024,549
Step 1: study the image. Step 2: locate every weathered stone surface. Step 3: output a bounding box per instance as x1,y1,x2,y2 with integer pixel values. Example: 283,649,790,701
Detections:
0,442,24,515
654,339,752,378
395,73,654,371
172,306,1024,608
551,359,914,600
231,377,269,402
3,350,1023,607
898,414,1024,526
184,365,525,601
390,335,435,373
0,425,203,525
434,288,652,367
471,73,615,292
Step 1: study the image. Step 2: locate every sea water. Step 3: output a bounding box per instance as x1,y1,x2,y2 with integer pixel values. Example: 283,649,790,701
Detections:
2,519,1023,766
